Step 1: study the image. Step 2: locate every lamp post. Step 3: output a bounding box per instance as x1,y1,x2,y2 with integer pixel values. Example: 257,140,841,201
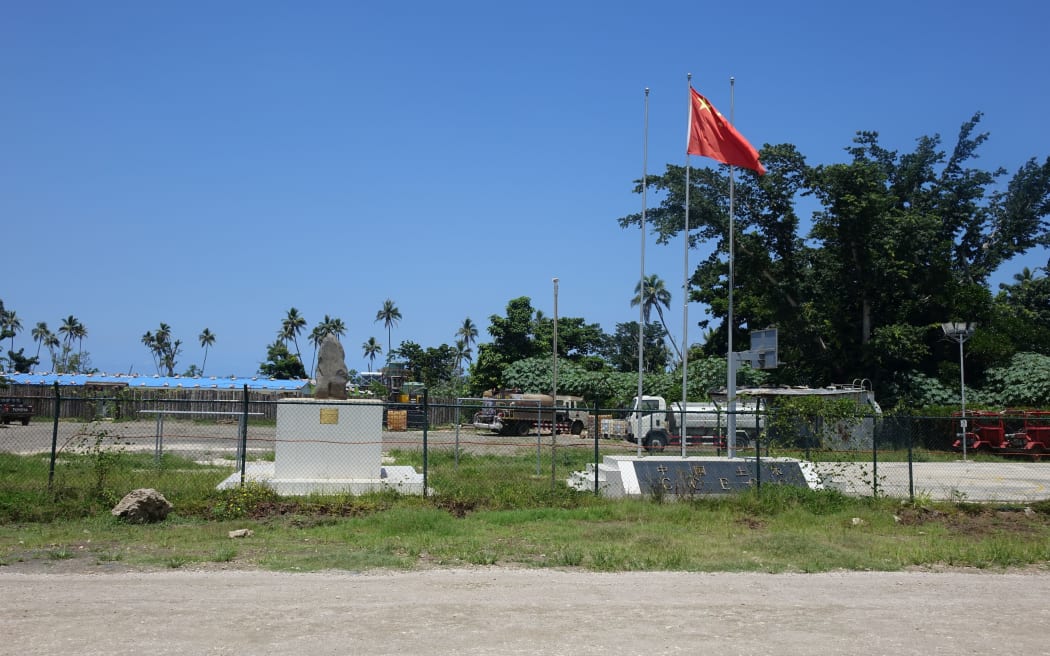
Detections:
941,322,976,461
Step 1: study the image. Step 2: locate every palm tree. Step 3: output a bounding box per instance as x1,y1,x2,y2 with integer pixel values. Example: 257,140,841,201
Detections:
456,317,478,354
631,274,681,362
326,316,347,338
2,310,21,352
280,308,307,369
362,337,382,372
141,330,159,374
198,328,216,376
59,316,77,349
59,315,87,369
308,315,347,378
453,338,472,376
44,333,60,371
31,322,50,360
375,299,402,357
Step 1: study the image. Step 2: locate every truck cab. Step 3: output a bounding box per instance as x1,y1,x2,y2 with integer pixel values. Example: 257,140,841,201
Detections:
626,395,757,452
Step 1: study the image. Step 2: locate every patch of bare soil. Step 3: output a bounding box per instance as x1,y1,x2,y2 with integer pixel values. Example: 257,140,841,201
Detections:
895,504,1048,537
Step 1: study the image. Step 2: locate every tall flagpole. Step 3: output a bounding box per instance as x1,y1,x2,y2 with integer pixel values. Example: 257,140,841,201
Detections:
726,76,738,459
681,74,692,458
637,87,649,459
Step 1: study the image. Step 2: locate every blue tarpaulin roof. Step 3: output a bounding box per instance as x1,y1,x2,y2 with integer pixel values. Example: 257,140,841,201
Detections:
2,372,308,392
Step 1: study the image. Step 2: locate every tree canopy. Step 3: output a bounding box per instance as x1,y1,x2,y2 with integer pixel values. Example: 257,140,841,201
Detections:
618,113,1050,405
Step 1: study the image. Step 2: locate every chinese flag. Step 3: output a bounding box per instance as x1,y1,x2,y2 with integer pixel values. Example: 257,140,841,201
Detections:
687,87,765,175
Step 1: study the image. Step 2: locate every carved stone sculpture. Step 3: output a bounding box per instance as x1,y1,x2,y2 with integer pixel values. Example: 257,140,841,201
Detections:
314,334,349,400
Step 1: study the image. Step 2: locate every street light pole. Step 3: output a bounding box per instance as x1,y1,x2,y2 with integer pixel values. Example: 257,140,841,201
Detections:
942,322,976,461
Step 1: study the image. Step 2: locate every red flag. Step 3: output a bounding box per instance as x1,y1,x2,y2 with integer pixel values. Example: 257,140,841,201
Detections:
687,87,765,175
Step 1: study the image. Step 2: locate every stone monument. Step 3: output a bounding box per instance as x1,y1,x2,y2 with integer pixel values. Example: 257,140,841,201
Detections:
314,334,349,400
217,331,426,495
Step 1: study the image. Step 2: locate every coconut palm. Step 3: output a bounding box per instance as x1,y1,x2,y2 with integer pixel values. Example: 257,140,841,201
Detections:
59,315,87,366
198,328,216,376
2,310,21,352
325,316,347,338
44,333,60,371
362,337,382,372
456,317,478,354
375,299,402,357
279,308,307,369
453,338,472,376
631,274,681,362
141,331,159,374
31,322,50,360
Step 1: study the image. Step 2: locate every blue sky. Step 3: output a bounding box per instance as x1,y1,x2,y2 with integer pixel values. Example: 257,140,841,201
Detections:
2,1,1047,378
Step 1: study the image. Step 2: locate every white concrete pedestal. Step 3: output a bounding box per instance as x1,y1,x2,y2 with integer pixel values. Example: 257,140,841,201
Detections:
218,398,427,495
274,398,383,481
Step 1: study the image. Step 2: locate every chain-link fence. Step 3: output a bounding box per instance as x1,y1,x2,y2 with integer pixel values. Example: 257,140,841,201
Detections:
2,384,1049,503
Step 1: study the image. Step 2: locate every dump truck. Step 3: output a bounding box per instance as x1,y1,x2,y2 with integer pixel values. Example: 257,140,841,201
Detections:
473,389,588,436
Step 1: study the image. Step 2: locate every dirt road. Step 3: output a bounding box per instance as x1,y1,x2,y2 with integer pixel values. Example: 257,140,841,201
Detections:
3,568,1048,655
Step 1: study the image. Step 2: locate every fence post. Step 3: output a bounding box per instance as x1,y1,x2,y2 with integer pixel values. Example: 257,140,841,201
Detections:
907,417,915,503
872,415,879,498
47,382,61,491
593,401,600,495
755,400,762,492
422,388,429,498
239,384,249,485
454,397,461,469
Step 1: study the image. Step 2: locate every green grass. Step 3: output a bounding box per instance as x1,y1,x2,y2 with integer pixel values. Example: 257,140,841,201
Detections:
2,449,1050,573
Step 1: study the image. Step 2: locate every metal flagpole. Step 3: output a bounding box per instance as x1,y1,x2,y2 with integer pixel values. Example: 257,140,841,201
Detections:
637,87,649,459
552,277,559,485
682,74,692,458
726,76,738,459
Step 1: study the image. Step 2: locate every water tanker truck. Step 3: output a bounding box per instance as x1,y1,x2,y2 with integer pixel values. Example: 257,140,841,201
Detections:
623,395,759,451
473,389,589,436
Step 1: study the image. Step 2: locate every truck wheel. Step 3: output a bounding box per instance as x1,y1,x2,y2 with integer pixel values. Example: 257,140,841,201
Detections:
21,418,29,426
516,421,532,436
570,420,584,436
645,432,667,452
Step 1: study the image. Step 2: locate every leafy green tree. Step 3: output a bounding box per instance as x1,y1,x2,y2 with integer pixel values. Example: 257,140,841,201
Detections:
6,348,37,373
258,341,306,379
391,340,456,387
533,315,606,362
469,297,544,394
618,115,1050,404
601,321,670,373
982,352,1050,407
